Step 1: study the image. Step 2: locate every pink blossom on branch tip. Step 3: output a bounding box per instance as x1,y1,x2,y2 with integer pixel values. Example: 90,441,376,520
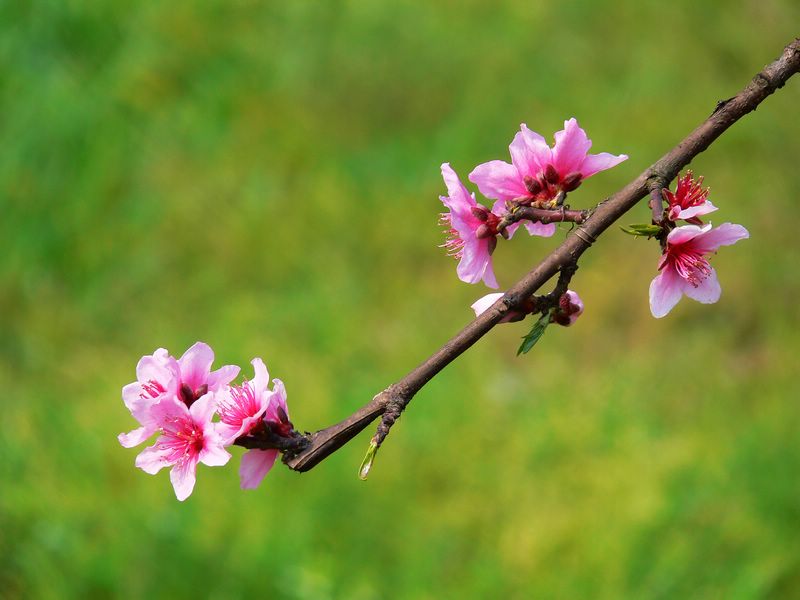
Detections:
119,342,240,448
649,223,749,318
469,118,627,210
663,171,717,223
134,393,230,501
552,290,584,326
439,163,499,289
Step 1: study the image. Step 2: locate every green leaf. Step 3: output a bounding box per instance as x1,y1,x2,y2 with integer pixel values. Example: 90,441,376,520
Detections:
517,311,552,356
358,439,379,480
620,223,663,237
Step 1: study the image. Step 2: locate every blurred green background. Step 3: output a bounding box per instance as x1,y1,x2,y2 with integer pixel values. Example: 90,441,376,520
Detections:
2,1,799,598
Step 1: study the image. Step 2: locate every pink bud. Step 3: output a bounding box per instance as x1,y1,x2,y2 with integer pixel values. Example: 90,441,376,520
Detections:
523,175,543,195
561,172,583,192
544,164,560,185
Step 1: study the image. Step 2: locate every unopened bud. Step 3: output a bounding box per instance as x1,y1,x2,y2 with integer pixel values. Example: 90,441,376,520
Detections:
523,175,542,195
561,172,583,192
544,164,560,184
475,223,493,239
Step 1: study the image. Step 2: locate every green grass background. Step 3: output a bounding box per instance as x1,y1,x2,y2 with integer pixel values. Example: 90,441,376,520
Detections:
1,1,799,598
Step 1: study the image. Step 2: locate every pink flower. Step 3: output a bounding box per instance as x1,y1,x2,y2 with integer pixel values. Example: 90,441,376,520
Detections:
552,290,584,326
217,358,293,490
649,223,749,318
239,378,292,490
119,342,240,448
439,163,500,288
469,118,628,212
134,393,231,501
216,358,272,445
664,171,717,223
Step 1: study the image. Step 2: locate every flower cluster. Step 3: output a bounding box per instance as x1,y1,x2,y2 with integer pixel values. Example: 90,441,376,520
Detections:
119,342,293,500
649,173,748,318
439,118,628,289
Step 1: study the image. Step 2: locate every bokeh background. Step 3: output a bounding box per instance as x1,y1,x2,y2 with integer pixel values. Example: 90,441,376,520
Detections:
2,1,799,598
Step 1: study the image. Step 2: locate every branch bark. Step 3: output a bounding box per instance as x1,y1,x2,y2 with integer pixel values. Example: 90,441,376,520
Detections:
238,38,800,473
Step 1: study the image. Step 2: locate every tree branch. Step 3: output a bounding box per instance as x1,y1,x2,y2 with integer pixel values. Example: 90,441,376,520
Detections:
265,38,800,473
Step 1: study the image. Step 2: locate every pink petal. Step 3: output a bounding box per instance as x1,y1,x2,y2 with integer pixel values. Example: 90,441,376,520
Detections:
675,201,717,221
135,349,175,386
579,151,628,178
250,358,269,392
178,342,215,391
667,223,709,246
469,160,528,202
523,221,557,237
441,163,477,212
135,445,171,475
239,449,279,490
170,457,198,501
649,268,684,318
509,124,551,178
692,223,749,253
118,427,152,449
682,267,721,304
471,293,505,317
264,377,289,426
206,364,240,392
456,239,493,287
122,382,144,412
200,441,231,467
189,392,217,424
552,118,592,175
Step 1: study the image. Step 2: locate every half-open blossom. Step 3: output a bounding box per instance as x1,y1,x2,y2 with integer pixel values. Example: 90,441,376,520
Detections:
650,223,749,318
119,342,240,448
216,358,272,445
664,171,717,223
552,290,584,326
469,118,628,211
134,393,230,501
239,377,292,490
440,163,500,288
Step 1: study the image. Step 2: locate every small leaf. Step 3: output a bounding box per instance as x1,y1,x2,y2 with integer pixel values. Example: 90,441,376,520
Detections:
517,311,552,356
358,439,379,480
620,223,663,237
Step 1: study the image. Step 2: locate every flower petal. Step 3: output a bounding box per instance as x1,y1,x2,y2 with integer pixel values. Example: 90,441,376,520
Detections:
675,201,718,221
118,426,153,449
189,392,217,424
579,151,628,178
666,223,709,246
200,441,231,467
683,267,721,304
456,238,494,287
135,444,171,475
178,342,215,391
469,160,528,202
239,449,279,490
552,118,592,175
649,268,684,318
523,221,557,237
170,457,198,501
206,364,240,392
471,293,505,317
509,124,551,178
692,223,749,253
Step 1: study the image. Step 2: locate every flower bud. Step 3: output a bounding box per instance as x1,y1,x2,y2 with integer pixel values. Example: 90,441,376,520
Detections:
544,164,560,185
523,175,543,195
552,290,584,326
475,224,493,239
561,172,583,192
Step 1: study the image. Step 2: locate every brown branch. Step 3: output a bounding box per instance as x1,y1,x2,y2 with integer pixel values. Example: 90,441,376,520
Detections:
513,206,590,225
272,38,800,473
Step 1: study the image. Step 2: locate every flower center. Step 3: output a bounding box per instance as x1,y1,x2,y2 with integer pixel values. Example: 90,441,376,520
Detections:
666,246,712,287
